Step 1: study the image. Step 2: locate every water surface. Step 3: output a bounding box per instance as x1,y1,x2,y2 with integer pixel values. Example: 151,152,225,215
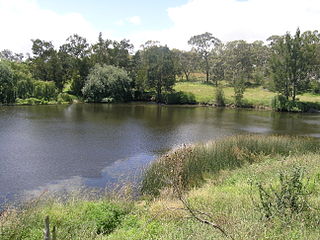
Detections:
0,103,319,202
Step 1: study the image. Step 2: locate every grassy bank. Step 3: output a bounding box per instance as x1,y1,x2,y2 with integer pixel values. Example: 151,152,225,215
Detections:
174,81,320,108
1,135,320,239
141,135,320,196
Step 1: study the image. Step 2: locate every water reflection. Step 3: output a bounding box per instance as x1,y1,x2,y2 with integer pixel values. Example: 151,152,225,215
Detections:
0,104,319,203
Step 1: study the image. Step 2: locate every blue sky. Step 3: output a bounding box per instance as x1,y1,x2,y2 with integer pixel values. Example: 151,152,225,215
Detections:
38,0,187,36
0,0,319,53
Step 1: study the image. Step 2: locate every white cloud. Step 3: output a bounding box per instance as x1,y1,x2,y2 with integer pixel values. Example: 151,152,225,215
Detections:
128,16,141,25
0,0,102,53
129,0,320,50
115,19,125,26
2,0,320,53
115,16,142,27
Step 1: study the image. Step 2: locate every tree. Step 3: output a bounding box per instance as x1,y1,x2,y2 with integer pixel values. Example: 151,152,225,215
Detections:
223,40,253,105
30,39,65,90
30,39,55,81
269,28,319,101
60,34,92,96
250,41,270,86
173,49,198,81
0,61,16,103
0,49,24,62
130,50,148,99
188,32,221,83
143,45,176,102
82,64,133,102
209,44,226,86
9,60,35,99
91,32,113,66
110,39,133,70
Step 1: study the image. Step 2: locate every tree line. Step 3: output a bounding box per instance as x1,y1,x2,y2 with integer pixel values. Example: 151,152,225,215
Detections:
1,28,320,106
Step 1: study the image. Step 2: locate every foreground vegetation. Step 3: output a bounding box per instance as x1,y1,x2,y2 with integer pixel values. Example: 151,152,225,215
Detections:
1,135,320,239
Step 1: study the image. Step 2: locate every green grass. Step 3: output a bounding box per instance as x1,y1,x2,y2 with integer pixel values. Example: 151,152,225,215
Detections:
174,81,320,107
141,135,320,196
131,153,320,240
299,92,320,103
2,135,320,240
110,136,320,240
0,193,133,240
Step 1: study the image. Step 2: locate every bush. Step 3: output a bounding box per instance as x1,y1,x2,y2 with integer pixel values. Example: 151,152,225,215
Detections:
57,93,77,103
0,61,16,104
82,64,133,103
271,95,288,111
82,201,129,234
33,80,57,100
271,95,320,112
164,91,196,104
234,79,246,107
17,79,34,99
0,198,131,240
16,98,47,105
255,167,313,220
214,87,225,106
310,80,320,94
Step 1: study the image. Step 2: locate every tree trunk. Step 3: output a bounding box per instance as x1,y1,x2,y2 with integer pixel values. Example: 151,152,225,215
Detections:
185,72,190,82
157,75,162,103
205,58,209,83
292,82,296,101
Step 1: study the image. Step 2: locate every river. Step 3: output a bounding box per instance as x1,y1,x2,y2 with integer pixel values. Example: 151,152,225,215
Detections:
0,103,319,203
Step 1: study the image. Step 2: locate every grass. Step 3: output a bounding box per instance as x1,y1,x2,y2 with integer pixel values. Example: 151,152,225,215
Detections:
174,81,320,108
1,135,320,240
141,135,320,196
0,192,133,240
134,153,320,240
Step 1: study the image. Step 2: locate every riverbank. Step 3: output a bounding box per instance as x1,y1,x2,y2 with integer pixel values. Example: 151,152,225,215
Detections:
1,135,320,239
174,81,320,110
4,81,320,113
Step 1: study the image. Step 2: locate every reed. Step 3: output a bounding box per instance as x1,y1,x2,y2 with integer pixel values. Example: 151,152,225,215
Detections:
141,135,320,196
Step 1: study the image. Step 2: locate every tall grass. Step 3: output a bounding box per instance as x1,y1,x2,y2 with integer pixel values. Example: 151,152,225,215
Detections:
0,191,133,240
141,135,320,196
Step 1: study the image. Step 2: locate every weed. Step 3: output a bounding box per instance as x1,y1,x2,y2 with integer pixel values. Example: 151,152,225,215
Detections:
254,167,315,221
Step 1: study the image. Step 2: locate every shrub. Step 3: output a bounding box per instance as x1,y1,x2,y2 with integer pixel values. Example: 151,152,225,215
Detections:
57,93,77,103
310,80,320,94
82,201,129,234
254,167,313,220
82,64,133,103
271,95,289,111
234,78,246,107
0,61,16,104
271,95,320,112
27,98,42,105
164,91,196,104
33,80,57,100
17,79,34,99
214,87,225,106
0,198,131,240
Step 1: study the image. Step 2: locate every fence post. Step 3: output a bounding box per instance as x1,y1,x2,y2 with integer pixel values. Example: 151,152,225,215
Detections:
52,226,57,240
44,216,51,240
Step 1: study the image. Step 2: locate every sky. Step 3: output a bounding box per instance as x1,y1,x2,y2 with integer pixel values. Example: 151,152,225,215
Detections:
1,0,320,53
